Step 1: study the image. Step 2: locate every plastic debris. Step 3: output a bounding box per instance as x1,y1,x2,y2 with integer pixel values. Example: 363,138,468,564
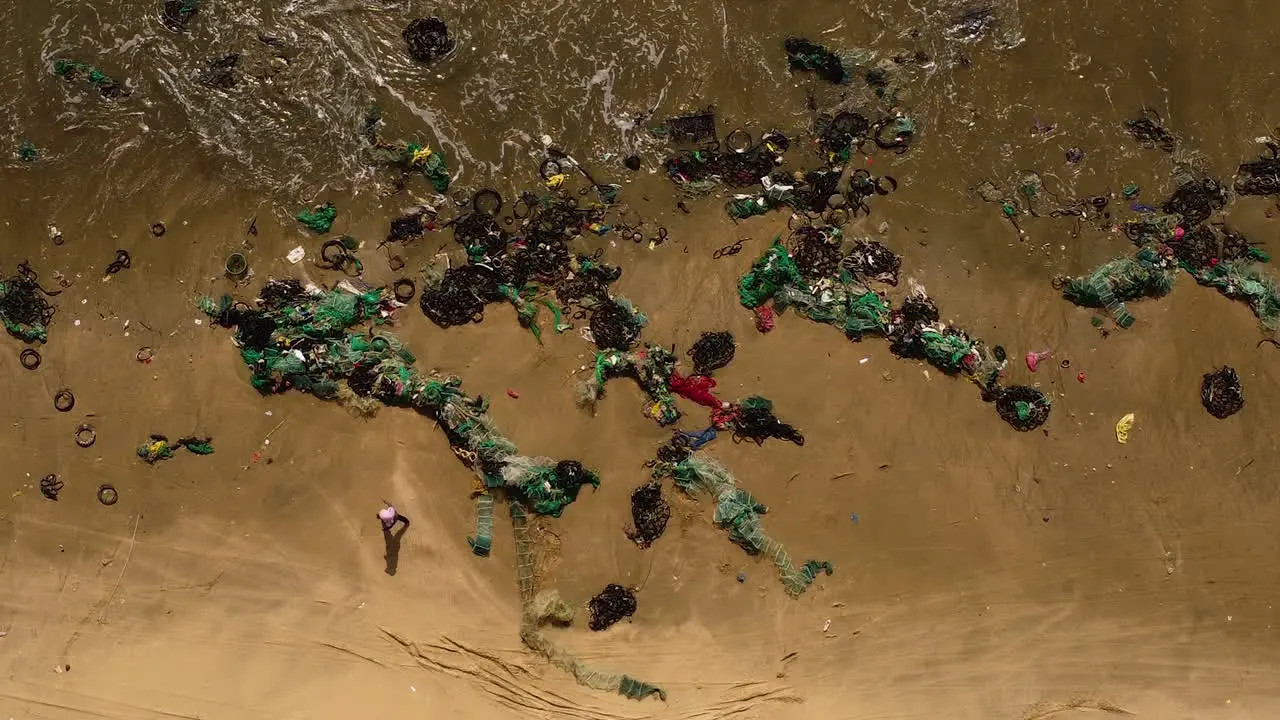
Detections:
1115,413,1135,443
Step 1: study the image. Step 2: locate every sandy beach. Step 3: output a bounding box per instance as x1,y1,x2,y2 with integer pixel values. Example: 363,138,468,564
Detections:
5,1,1280,717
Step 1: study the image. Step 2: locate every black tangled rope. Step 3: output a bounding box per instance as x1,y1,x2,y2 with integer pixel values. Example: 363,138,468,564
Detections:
626,481,670,549
1201,366,1244,419
588,583,638,631
688,331,736,376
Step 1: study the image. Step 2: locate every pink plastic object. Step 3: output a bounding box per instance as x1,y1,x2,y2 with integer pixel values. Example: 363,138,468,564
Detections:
1173,226,1186,240
1025,350,1051,372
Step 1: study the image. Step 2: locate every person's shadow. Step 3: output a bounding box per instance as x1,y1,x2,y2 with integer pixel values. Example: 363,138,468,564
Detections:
382,521,409,576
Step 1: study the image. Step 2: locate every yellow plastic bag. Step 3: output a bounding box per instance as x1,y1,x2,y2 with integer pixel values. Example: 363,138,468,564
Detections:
1115,412,1135,443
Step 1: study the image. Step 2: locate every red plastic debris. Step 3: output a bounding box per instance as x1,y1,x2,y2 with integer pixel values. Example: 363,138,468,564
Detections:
506,388,520,399
668,372,721,409
1076,372,1086,383
753,304,775,333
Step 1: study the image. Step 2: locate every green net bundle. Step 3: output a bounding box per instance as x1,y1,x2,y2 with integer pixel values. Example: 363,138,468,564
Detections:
0,263,59,343
361,106,451,193
295,203,337,234
498,283,570,343
136,435,214,463
501,456,601,518
783,37,850,84
509,501,665,701
739,239,804,309
52,58,125,97
1187,260,1280,329
653,453,832,596
202,280,648,697
1062,248,1178,308
577,344,681,426
740,238,891,340
740,244,1031,428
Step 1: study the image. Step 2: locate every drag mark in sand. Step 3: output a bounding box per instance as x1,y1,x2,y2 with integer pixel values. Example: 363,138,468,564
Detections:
380,627,644,720
1022,698,1135,719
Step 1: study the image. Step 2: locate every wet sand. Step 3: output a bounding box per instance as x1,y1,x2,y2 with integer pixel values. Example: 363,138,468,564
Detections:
6,2,1280,718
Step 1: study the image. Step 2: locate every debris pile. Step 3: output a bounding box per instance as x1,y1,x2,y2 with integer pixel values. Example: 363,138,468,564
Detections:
202,281,661,700
0,262,58,343
403,17,455,64
626,481,670,548
588,584,638,631
1201,366,1244,419
1060,125,1280,332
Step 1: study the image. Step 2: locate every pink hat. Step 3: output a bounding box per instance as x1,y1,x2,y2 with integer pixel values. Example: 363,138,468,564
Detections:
378,505,397,527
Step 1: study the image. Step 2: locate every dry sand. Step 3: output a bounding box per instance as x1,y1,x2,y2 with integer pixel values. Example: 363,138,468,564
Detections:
3,170,1280,720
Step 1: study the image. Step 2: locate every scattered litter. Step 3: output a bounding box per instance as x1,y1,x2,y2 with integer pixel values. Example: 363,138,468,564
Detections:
506,388,520,399
286,246,305,264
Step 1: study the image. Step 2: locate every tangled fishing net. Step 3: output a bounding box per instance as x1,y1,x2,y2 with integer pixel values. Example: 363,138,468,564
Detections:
1201,366,1244,419
589,298,647,350
1162,177,1226,226
1236,152,1280,196
688,331,735,376
651,453,832,596
1063,144,1280,332
664,110,717,144
721,396,804,446
0,263,58,343
1125,108,1177,153
296,203,336,234
201,281,660,700
816,112,870,157
578,344,681,425
363,107,452,192
501,457,600,518
665,142,781,188
161,0,199,31
419,264,502,327
136,435,214,464
739,238,892,341
510,503,665,701
411,185,627,341
52,59,126,98
993,386,1051,432
739,242,1022,427
588,584,637,631
200,53,238,90
784,37,849,84
842,240,902,285
790,227,844,280
626,481,670,548
403,17,454,63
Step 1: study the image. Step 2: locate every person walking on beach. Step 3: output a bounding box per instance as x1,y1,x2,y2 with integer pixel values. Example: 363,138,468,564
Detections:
379,504,410,576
